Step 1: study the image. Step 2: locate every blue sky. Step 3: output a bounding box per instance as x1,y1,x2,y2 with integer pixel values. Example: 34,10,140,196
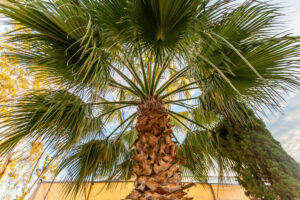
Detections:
257,0,300,162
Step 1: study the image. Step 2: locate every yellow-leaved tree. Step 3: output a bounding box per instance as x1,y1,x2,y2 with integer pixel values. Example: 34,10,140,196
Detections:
0,33,58,200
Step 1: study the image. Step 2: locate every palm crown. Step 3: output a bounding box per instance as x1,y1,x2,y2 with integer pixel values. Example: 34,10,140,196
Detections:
0,0,300,199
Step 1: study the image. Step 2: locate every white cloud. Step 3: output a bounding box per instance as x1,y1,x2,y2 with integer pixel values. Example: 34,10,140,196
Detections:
265,91,300,162
256,0,300,163
292,151,300,163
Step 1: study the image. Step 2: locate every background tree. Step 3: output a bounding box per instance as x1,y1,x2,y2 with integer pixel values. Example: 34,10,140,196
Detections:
181,108,300,200
0,141,59,200
0,37,44,111
0,0,300,199
0,30,58,200
215,114,300,200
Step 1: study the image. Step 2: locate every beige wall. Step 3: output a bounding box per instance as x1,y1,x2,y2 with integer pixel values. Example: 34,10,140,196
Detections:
30,182,249,200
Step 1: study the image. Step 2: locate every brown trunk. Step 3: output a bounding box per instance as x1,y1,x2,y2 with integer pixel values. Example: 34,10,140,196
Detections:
126,96,193,200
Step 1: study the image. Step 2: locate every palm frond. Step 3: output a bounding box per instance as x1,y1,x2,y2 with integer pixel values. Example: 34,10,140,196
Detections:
56,129,137,198
129,0,198,51
188,1,300,122
0,1,300,199
179,130,233,183
0,0,111,89
57,139,126,198
0,89,103,156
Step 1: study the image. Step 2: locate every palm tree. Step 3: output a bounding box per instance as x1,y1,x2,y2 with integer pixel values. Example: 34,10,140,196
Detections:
0,0,300,199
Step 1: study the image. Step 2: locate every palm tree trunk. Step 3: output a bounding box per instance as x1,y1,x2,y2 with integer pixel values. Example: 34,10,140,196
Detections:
126,96,193,200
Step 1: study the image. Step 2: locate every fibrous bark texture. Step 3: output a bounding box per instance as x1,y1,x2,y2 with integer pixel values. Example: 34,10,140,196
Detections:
126,96,193,200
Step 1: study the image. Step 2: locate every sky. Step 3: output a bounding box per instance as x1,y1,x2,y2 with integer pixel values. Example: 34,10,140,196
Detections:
256,0,300,162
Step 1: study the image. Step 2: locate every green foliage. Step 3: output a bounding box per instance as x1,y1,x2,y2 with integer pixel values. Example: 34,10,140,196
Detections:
0,89,103,156
131,0,197,50
0,0,111,88
188,2,300,123
56,130,137,197
179,130,221,182
214,114,300,200
179,128,234,184
0,0,300,198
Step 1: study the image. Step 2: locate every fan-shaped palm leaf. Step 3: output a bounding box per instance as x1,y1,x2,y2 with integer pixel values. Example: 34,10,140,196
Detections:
0,0,300,199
